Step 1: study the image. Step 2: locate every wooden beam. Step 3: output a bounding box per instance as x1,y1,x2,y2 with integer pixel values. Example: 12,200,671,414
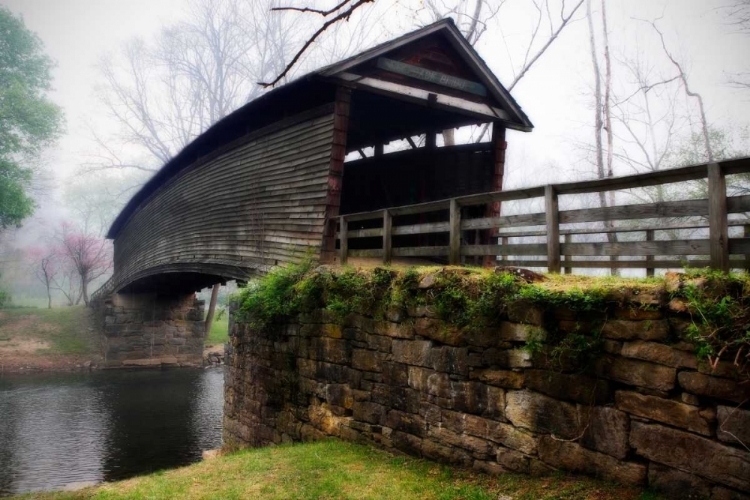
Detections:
564,234,572,275
545,185,560,273
321,86,351,263
339,216,348,265
383,210,392,264
708,162,729,271
645,230,655,277
449,198,461,265
352,76,511,121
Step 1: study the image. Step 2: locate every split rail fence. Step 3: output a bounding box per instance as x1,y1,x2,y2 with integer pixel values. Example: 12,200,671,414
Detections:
337,158,750,274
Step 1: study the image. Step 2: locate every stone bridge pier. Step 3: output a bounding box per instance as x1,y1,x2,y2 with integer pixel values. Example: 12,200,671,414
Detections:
99,292,206,368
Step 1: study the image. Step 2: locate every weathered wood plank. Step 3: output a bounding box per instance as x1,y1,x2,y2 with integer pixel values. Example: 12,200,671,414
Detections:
561,239,710,256
339,217,348,265
645,230,655,277
348,249,384,258
449,199,460,265
393,246,450,257
461,212,546,230
708,163,729,271
383,210,392,264
500,259,750,270
546,185,560,273
393,221,450,235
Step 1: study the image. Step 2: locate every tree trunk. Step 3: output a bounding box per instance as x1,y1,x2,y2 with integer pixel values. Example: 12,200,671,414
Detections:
81,279,89,306
587,0,618,275
205,284,221,335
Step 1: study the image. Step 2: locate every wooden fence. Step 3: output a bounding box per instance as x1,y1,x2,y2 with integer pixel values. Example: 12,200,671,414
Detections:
337,158,750,273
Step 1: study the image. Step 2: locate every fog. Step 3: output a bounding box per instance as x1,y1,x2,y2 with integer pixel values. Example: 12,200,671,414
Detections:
1,0,749,305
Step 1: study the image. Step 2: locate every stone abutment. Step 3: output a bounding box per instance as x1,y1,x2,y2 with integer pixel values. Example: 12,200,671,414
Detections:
97,292,206,368
224,274,750,499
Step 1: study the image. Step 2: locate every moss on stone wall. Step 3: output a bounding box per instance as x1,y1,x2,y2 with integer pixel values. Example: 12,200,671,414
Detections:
235,261,750,377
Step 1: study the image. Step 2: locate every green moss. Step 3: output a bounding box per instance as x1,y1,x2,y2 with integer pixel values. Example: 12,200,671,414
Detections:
668,269,750,369
236,264,750,375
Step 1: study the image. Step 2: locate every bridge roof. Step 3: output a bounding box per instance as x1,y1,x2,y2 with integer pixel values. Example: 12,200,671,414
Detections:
107,18,532,239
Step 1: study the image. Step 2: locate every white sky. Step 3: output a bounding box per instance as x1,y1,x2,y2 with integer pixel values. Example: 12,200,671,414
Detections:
2,0,750,246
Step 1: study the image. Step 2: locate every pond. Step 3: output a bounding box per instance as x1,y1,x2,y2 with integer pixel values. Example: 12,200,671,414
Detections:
0,367,224,496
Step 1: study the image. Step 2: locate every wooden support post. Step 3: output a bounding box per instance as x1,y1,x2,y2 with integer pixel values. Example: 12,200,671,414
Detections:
383,210,392,264
374,144,384,156
545,185,560,273
563,234,572,274
745,224,750,273
708,163,729,272
339,216,348,265
483,124,507,268
449,198,461,265
645,229,655,277
321,86,351,263
426,130,437,149
500,236,508,264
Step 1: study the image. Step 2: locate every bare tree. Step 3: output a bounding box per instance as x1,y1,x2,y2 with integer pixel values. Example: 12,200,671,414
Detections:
474,0,585,143
585,0,618,274
644,20,713,162
89,0,299,175
56,223,112,306
31,251,56,309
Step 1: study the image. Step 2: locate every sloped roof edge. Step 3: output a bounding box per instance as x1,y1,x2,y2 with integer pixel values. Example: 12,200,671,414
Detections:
107,18,532,239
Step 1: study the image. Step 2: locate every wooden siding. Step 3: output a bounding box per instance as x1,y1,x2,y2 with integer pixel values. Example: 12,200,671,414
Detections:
111,110,336,291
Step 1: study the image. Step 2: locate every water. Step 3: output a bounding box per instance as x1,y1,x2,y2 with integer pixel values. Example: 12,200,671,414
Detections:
0,367,224,496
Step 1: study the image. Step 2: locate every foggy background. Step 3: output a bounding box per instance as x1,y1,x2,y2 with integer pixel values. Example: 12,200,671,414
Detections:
1,0,748,306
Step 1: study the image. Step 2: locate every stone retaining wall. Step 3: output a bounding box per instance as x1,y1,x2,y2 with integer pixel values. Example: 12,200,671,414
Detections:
224,293,750,499
99,292,206,368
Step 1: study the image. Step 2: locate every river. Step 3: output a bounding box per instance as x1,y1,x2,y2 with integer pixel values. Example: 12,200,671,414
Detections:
0,367,224,496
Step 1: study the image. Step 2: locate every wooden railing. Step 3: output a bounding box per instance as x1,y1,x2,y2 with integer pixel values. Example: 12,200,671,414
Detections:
337,158,750,273
90,276,115,304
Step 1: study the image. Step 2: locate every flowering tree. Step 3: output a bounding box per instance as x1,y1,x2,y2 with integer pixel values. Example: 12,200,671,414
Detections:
56,223,112,306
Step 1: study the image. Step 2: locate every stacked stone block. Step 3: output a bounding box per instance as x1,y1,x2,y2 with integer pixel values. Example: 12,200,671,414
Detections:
100,292,206,367
224,295,750,499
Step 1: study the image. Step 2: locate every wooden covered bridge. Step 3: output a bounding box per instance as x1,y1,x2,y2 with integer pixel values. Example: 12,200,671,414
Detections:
92,19,750,367
92,19,532,366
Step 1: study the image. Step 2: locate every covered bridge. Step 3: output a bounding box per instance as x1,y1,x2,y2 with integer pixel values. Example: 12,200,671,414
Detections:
93,19,531,366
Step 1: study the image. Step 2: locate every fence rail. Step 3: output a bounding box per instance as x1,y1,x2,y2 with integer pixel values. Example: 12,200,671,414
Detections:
90,276,115,304
337,158,750,273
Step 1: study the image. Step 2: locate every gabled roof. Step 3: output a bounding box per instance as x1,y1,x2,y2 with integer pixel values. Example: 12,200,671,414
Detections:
107,18,532,239
317,18,532,131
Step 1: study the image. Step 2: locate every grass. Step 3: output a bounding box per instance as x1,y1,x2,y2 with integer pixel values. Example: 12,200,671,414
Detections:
13,439,660,500
0,306,98,355
206,312,229,346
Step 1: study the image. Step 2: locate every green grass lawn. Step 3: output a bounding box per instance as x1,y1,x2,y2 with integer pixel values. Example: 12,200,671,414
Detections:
206,312,228,346
13,439,660,500
0,306,98,355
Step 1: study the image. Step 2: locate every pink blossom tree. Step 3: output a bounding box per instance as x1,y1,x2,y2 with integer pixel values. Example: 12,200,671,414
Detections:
56,222,112,306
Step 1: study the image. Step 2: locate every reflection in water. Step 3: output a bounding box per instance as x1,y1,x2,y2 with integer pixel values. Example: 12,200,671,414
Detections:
0,368,223,496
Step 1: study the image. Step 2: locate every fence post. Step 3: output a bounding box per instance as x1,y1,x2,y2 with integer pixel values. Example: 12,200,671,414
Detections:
545,185,560,273
449,199,461,265
645,229,655,277
708,163,729,272
383,210,392,265
563,233,572,274
745,224,750,273
339,216,348,265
